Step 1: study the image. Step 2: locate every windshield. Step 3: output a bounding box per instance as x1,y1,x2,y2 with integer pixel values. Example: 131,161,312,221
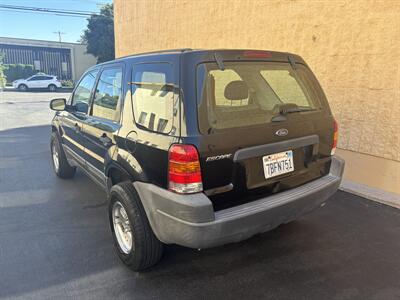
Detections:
196,62,322,132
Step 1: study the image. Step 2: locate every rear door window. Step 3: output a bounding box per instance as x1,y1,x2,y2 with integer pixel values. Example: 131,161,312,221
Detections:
131,63,176,134
197,62,320,132
91,67,123,121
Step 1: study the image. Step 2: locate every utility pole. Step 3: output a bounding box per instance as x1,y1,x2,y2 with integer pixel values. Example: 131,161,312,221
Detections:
53,31,66,43
53,31,66,79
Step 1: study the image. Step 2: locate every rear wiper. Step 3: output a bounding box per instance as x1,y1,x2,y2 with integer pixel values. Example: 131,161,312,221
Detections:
271,106,316,122
283,107,316,114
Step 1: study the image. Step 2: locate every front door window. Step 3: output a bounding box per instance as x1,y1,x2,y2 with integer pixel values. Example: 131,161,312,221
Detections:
71,70,99,113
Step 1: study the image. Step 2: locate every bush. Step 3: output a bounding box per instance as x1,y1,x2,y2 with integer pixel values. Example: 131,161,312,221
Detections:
61,80,74,87
3,64,36,83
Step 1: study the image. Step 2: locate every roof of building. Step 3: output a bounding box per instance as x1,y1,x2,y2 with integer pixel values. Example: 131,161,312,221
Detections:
0,36,87,47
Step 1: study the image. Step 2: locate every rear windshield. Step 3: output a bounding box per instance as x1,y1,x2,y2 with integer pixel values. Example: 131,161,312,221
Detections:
196,62,322,132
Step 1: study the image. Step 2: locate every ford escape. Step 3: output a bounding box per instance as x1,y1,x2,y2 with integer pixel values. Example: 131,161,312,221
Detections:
49,49,344,271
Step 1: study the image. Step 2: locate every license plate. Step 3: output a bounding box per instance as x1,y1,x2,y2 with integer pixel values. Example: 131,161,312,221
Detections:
263,150,294,179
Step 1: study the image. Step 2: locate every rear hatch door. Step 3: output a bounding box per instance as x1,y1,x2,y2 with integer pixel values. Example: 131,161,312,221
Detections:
194,53,334,194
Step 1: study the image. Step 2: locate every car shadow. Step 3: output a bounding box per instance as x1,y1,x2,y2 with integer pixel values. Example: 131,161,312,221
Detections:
1,125,400,299
3,87,73,93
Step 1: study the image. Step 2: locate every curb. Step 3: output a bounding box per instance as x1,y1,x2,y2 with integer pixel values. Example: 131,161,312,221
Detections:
340,180,400,209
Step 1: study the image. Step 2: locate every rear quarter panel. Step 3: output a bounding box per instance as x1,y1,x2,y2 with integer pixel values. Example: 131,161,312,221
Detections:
114,54,181,189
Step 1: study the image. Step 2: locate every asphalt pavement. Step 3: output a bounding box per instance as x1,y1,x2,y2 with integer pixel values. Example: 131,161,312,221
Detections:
0,91,399,300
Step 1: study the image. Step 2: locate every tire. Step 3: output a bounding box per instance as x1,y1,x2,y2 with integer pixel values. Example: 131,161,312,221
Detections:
109,182,164,271
50,132,76,179
48,84,57,92
18,84,28,92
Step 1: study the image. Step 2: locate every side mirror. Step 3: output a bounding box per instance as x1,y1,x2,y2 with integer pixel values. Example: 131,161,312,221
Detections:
50,98,66,111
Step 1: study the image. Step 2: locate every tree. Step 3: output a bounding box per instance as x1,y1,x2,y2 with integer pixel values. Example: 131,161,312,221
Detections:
81,4,114,63
0,53,6,89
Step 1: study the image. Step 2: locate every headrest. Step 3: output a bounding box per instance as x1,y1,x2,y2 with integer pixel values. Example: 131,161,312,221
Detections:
224,80,248,100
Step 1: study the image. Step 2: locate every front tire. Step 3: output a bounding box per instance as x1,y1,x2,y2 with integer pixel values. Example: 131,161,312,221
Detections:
18,84,28,92
50,132,76,179
109,182,164,271
48,84,57,92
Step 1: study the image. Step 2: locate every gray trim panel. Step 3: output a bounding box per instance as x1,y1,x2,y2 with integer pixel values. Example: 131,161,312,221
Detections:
233,135,319,161
134,155,345,249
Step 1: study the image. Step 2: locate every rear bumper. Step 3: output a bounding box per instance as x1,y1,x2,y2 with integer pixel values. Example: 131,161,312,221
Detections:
135,155,345,249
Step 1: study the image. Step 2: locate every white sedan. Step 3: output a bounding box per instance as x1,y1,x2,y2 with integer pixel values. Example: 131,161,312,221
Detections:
12,74,62,92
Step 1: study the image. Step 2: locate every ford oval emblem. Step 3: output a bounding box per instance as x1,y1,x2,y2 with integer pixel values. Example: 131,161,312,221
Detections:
275,128,288,137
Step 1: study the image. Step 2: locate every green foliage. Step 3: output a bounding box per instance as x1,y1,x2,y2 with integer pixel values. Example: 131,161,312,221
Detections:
61,79,74,87
0,53,6,88
3,64,36,83
81,4,115,63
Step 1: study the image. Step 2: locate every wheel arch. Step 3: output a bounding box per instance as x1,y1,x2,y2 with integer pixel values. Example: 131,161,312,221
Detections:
51,124,62,137
106,162,137,186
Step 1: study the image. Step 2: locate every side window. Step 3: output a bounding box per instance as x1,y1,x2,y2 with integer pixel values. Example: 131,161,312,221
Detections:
131,63,175,134
28,76,38,81
71,70,98,113
91,67,123,121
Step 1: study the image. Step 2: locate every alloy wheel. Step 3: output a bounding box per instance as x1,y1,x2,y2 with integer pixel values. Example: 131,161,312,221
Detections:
52,142,59,172
112,201,133,254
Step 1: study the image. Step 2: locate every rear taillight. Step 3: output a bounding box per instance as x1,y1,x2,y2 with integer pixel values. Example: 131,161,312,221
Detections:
168,144,203,194
331,119,338,155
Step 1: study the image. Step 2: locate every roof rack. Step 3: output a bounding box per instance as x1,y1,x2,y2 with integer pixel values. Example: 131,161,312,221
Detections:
116,48,193,60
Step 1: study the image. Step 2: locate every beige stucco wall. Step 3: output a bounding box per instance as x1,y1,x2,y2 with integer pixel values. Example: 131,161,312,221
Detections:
114,0,400,195
70,43,97,81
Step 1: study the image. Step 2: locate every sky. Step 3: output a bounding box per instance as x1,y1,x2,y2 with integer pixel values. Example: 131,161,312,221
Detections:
0,0,112,43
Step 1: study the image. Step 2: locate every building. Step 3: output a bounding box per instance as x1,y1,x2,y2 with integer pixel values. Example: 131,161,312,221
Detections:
114,0,400,204
0,36,97,81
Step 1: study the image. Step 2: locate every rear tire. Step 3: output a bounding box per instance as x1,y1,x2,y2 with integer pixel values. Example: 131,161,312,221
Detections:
50,132,76,179
18,84,28,92
109,182,164,271
48,84,57,92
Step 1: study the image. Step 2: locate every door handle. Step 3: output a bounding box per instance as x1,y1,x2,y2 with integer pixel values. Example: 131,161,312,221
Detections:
99,133,112,147
74,123,80,132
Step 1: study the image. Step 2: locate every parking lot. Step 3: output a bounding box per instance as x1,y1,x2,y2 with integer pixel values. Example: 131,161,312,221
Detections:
0,91,400,299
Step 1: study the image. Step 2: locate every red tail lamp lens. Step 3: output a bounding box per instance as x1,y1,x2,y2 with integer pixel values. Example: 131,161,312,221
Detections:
331,119,338,155
168,144,203,194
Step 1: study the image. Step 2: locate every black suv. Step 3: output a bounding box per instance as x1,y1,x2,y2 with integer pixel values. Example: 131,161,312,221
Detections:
50,49,344,271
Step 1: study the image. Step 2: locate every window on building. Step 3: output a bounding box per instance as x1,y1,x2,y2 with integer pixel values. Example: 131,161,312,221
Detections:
71,70,99,113
34,60,41,71
92,67,123,121
62,62,68,73
131,63,175,134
